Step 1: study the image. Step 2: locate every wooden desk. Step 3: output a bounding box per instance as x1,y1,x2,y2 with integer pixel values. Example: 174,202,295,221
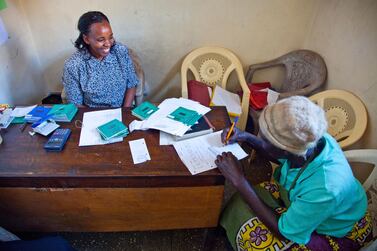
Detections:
0,107,229,232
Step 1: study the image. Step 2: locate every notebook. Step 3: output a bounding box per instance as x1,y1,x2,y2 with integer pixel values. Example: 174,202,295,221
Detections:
132,101,159,120
96,119,129,140
24,106,51,123
48,103,78,122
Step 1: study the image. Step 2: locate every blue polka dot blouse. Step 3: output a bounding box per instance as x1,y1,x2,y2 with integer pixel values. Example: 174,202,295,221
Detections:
62,42,139,107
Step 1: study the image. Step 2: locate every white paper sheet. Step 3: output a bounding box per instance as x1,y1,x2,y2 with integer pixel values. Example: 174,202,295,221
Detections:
173,131,248,175
159,131,176,145
11,105,37,117
129,138,151,164
211,86,241,116
130,98,211,137
79,108,123,146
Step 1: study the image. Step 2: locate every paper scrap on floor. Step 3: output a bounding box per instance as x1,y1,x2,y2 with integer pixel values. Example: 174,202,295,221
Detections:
129,98,211,137
173,131,248,175
129,138,151,164
79,108,123,146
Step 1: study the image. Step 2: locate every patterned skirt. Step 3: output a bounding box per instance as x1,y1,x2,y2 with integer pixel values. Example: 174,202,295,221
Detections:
220,181,373,251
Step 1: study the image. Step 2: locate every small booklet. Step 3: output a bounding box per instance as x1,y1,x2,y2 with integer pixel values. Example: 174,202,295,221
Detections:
96,119,129,141
33,120,60,136
167,107,202,126
48,103,78,122
174,117,213,141
25,106,52,123
132,101,159,120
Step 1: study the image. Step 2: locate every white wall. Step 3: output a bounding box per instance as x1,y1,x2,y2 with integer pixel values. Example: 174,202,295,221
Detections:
18,0,316,101
1,0,376,147
0,0,44,105
304,0,377,149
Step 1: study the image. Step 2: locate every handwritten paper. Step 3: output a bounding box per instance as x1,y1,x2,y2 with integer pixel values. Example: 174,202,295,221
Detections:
173,131,248,175
129,138,151,164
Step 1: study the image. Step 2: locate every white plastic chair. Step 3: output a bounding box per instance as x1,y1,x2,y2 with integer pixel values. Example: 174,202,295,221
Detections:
181,46,250,130
344,149,377,190
310,89,368,148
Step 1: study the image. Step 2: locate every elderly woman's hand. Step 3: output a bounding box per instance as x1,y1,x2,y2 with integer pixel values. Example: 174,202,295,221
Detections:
215,152,246,188
221,127,248,144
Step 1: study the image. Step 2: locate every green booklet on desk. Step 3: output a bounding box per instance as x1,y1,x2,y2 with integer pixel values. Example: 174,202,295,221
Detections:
97,119,129,141
132,101,159,120
48,104,78,122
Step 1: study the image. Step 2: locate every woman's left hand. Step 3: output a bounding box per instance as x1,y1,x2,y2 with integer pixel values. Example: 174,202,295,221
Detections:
215,152,246,188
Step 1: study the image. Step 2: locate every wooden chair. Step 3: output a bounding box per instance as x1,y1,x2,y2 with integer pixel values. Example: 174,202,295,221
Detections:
181,46,250,130
310,89,368,148
61,47,145,106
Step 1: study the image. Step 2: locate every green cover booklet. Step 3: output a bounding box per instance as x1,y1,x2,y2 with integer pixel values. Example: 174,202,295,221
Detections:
132,101,159,120
96,119,129,140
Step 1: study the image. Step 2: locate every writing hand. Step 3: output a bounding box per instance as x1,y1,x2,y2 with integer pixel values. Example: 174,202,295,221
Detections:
221,127,246,145
215,152,246,188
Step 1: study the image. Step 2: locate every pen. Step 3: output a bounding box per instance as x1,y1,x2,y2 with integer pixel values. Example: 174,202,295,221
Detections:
225,116,239,143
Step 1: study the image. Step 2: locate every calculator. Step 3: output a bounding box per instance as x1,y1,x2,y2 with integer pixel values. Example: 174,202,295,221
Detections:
44,128,71,152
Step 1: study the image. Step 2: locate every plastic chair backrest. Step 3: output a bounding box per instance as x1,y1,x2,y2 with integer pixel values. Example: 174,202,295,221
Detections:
344,149,377,191
310,89,367,148
246,50,327,99
181,46,250,130
61,47,145,106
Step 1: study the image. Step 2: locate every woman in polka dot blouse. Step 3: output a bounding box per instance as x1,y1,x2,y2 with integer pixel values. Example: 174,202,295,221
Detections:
62,11,139,108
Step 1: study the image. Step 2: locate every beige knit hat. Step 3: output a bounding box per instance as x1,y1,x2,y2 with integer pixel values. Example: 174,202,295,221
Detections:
258,96,328,156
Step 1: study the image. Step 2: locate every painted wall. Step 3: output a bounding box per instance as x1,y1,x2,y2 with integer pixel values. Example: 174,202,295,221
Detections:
0,0,44,105
17,0,316,100
1,0,376,147
303,0,377,149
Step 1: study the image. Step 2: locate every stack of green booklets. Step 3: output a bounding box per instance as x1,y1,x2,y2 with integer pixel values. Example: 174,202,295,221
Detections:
97,119,129,141
48,103,78,122
132,101,159,120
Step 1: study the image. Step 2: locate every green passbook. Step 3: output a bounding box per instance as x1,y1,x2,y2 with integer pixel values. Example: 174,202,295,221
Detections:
48,104,78,122
96,119,129,140
167,107,202,126
132,101,159,120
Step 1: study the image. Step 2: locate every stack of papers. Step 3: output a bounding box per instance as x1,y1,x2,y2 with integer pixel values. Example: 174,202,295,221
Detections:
173,131,248,175
48,104,78,122
97,119,129,140
129,98,211,137
132,101,159,120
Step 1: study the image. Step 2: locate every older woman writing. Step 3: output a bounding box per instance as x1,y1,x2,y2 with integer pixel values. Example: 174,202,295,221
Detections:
216,96,372,250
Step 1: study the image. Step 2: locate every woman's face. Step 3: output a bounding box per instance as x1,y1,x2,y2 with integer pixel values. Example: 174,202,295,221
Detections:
258,131,290,160
83,21,114,59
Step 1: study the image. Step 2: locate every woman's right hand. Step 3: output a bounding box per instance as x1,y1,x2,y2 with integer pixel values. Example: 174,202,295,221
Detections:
221,127,247,144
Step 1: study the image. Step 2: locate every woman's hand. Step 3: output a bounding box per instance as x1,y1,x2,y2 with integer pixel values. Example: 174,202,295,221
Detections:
221,127,248,144
215,152,246,188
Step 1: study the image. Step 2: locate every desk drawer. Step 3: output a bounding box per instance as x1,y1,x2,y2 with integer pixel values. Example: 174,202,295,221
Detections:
0,186,224,232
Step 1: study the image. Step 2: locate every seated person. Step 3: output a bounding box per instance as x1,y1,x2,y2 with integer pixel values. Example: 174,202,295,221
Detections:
63,11,139,107
216,96,372,250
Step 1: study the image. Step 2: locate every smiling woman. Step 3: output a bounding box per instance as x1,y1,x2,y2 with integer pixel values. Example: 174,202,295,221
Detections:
62,11,139,108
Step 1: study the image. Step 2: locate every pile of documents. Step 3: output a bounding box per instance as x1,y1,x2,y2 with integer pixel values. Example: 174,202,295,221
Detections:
129,98,211,137
97,119,129,140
